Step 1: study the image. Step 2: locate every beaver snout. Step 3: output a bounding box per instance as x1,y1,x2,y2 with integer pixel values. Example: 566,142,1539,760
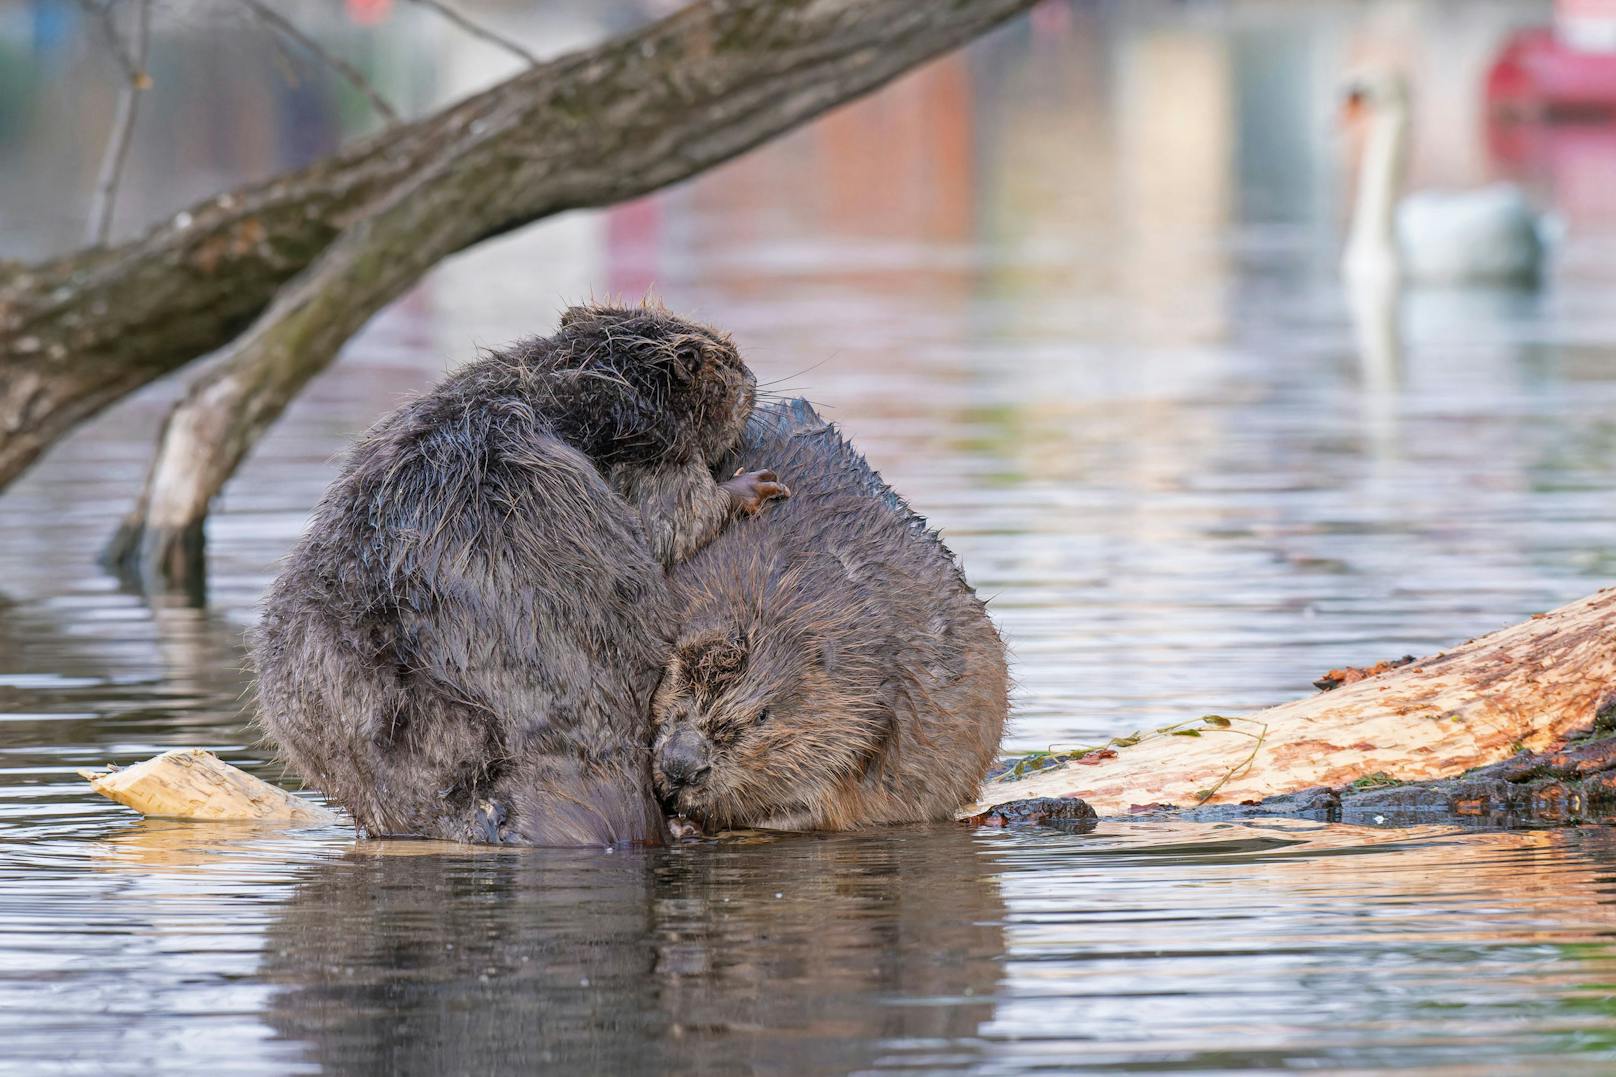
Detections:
657,728,713,789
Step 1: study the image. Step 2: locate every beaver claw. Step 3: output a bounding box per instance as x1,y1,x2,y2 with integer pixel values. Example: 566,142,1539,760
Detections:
722,468,791,515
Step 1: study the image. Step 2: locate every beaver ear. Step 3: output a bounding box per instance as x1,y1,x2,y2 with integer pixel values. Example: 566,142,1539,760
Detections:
675,635,713,670
663,334,712,385
679,632,747,688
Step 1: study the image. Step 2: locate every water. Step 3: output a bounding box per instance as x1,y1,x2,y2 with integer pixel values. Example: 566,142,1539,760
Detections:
11,822,1616,1074
4,0,1616,1071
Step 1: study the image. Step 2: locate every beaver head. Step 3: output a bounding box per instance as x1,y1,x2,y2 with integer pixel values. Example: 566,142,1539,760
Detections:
650,566,890,829
552,302,756,468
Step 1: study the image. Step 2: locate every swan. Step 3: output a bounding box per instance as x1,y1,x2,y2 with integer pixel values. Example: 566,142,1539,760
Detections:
1341,68,1551,285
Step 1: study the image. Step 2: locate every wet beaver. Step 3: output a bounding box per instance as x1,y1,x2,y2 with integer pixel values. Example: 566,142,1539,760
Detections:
251,303,786,846
651,399,1009,831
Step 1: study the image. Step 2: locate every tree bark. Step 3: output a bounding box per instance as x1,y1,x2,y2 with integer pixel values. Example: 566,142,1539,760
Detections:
0,0,1039,588
970,586,1616,817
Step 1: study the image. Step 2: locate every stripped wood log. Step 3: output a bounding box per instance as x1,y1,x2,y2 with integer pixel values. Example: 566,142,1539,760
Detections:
79,748,338,824
969,587,1616,818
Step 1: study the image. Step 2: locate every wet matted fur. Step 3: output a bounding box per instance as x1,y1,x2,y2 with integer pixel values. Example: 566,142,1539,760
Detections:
652,399,1010,831
251,303,762,846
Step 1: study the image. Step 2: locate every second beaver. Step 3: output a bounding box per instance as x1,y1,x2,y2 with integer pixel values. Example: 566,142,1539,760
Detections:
651,399,1010,831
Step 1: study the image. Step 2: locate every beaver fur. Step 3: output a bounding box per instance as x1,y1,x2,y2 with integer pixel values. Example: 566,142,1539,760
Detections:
651,399,1010,831
251,303,783,846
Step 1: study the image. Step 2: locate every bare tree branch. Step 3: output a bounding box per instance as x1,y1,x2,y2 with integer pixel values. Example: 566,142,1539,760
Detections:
237,0,400,124
404,0,538,65
82,0,153,245
80,0,142,81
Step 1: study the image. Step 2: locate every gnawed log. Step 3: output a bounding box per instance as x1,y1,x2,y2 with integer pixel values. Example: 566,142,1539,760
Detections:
970,587,1616,818
79,748,338,824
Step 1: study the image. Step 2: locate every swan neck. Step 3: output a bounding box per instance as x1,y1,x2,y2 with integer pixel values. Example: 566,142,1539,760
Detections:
1348,104,1409,266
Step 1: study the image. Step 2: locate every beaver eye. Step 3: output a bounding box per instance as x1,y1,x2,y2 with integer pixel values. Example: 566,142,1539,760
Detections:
754,708,770,726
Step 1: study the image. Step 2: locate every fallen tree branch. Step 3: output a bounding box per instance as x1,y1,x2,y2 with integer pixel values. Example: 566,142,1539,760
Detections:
103,138,488,588
97,0,1040,589
970,587,1616,817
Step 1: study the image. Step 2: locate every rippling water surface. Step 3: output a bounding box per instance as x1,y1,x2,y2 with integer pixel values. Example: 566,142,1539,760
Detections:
4,1,1616,1071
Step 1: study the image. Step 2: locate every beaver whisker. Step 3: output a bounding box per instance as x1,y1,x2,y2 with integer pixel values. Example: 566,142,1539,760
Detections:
756,355,835,388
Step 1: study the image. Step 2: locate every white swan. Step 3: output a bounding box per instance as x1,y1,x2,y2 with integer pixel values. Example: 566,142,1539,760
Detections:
1341,69,1550,285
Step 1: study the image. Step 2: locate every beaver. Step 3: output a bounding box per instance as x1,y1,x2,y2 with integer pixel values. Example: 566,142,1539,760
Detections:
250,303,786,847
650,399,1009,831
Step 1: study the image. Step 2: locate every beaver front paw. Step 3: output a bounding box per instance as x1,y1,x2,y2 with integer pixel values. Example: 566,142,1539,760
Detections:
474,798,509,844
722,468,791,515
666,815,706,841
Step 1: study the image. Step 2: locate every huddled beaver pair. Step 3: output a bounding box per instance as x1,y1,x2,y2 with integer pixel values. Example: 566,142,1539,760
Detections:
251,304,1008,845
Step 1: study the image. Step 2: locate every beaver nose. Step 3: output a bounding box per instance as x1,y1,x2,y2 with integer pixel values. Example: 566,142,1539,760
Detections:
659,729,712,788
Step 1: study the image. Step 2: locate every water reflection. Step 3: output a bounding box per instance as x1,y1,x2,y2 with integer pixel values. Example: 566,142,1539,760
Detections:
982,823,1616,1070
7,820,1614,1071
262,829,1007,1073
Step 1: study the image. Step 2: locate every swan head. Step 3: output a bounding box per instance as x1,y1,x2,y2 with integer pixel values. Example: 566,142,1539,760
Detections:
1341,67,1410,125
